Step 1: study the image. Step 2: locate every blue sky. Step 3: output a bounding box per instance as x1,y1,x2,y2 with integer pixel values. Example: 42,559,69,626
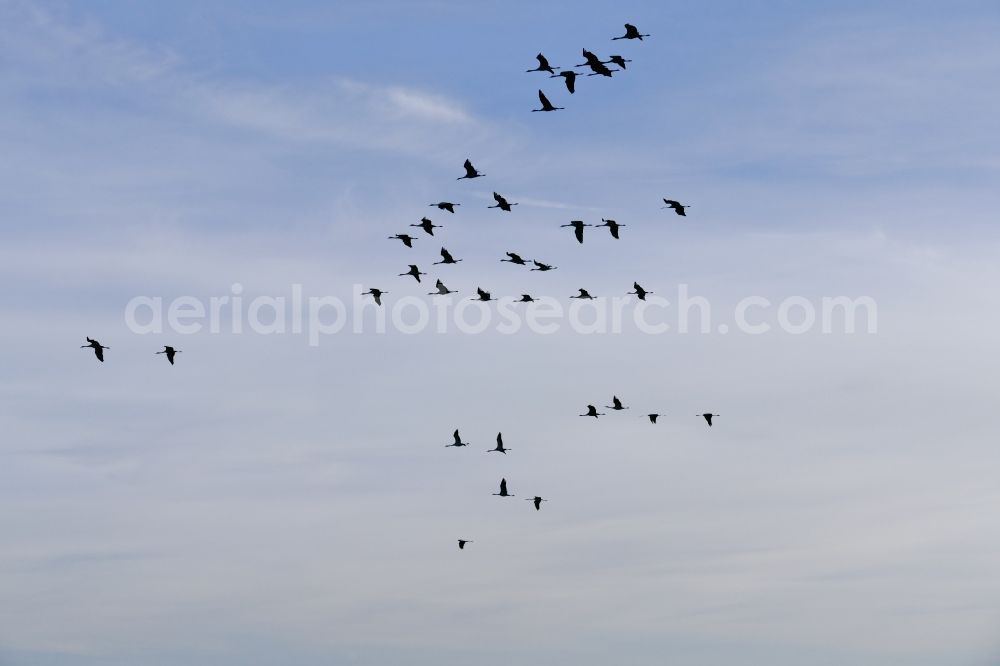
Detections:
2,1,1000,664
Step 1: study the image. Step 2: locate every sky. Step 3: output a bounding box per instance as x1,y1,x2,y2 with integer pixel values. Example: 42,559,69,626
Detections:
2,0,1000,664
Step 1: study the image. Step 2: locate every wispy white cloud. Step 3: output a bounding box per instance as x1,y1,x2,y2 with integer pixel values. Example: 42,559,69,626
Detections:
190,78,480,154
384,85,474,125
0,0,179,85
0,1,486,157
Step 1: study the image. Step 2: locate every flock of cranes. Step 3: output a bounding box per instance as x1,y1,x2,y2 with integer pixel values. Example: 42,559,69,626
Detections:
578,396,720,427
373,146,690,308
527,23,650,113
361,23,710,551
81,338,180,365
79,21,712,553
371,23,692,313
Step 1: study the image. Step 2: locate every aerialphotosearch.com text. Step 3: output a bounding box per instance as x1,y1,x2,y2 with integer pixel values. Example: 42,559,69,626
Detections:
124,283,878,346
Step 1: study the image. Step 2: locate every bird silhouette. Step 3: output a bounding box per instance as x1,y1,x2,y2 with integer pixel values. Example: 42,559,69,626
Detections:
596,218,624,239
699,413,720,426
446,429,470,447
433,247,462,265
526,53,559,74
501,252,529,266
516,294,537,302
530,260,557,271
457,159,484,180
575,49,606,69
458,539,473,549
608,54,632,70
580,404,605,418
489,432,509,454
473,287,495,302
155,345,180,365
561,220,590,244
399,265,427,282
613,23,649,40
606,396,629,411
550,70,578,93
662,199,689,216
587,62,615,77
430,202,460,213
489,192,517,211
570,288,594,300
628,282,652,300
533,89,563,112
526,496,547,511
411,217,442,235
388,233,417,248
81,337,109,362
363,288,387,306
429,279,458,296
645,413,661,424
575,49,614,77
493,478,513,497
